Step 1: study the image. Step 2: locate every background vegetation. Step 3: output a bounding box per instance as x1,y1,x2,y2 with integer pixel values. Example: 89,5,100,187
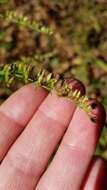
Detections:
0,0,107,159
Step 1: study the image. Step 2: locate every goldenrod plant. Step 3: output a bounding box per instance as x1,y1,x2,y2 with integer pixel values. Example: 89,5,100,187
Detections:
0,8,97,121
0,60,92,115
0,11,53,35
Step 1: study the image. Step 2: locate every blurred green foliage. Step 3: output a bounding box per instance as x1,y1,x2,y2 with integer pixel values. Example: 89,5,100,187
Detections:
0,0,9,4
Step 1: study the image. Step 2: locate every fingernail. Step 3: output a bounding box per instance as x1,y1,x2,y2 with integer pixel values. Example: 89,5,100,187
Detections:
66,78,86,96
89,99,106,125
91,102,97,109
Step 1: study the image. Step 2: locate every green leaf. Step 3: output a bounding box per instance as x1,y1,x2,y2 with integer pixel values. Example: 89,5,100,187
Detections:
95,59,107,72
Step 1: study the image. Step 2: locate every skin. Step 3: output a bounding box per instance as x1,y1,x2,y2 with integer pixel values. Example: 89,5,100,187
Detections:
0,79,106,190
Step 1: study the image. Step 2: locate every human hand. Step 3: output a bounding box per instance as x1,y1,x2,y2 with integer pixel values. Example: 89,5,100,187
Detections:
0,79,106,190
